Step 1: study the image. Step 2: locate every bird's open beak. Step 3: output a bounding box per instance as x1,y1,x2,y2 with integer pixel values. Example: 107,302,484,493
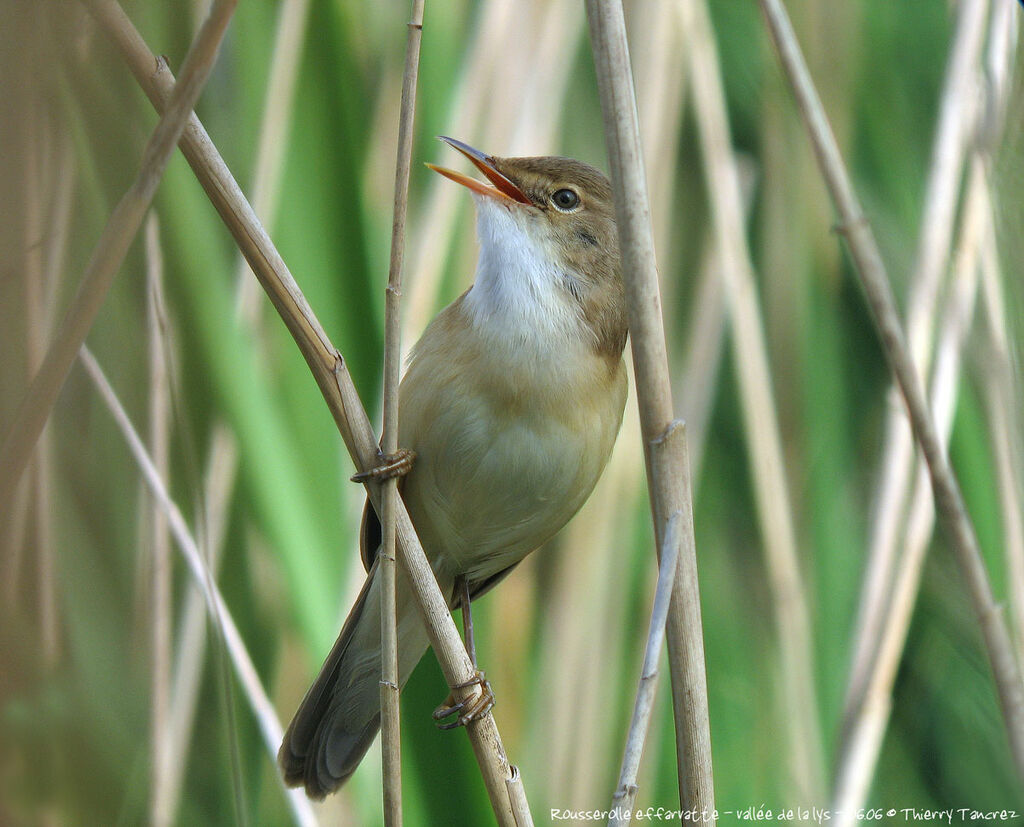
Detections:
426,136,531,205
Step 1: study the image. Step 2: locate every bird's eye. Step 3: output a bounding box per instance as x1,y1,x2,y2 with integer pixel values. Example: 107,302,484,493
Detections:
551,188,580,211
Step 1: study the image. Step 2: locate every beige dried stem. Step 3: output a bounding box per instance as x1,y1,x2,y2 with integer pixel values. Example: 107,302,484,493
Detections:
680,0,824,800
378,1,426,823
758,0,1024,778
585,0,716,820
533,4,684,808
23,94,60,667
610,507,682,824
81,2,531,822
78,346,319,827
0,0,238,520
142,215,175,827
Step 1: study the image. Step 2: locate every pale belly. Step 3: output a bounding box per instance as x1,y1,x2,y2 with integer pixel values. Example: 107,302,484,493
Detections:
398,350,626,589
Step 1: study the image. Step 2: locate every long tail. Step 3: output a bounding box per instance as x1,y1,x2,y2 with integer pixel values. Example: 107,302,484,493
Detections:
278,565,432,799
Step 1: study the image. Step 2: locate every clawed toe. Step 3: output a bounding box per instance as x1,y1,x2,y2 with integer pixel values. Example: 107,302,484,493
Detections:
432,671,494,730
351,448,416,484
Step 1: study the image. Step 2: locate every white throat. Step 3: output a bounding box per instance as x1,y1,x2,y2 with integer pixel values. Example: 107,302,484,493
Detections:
463,195,582,349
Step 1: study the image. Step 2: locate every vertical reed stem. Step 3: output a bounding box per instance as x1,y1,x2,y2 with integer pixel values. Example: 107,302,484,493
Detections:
379,2,426,823
585,2,716,821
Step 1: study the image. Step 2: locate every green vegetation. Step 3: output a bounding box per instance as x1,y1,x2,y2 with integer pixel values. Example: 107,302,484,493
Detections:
1,1,1022,824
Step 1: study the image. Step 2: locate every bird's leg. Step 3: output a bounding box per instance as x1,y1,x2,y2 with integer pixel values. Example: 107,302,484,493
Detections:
350,448,416,484
432,575,495,730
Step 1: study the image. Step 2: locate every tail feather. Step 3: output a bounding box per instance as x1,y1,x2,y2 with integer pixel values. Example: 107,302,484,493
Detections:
278,565,435,798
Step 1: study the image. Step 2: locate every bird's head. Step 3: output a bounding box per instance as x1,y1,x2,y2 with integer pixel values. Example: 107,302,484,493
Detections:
427,136,626,360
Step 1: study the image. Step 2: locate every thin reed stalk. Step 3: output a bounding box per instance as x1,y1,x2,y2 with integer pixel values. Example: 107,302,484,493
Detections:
534,3,685,807
378,1,426,822
23,97,60,667
143,215,175,827
610,509,681,824
82,3,529,821
585,0,716,820
0,0,237,520
759,0,1024,779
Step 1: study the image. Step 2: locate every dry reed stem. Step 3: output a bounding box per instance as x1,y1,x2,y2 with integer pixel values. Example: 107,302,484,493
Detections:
82,3,527,820
610,508,681,824
0,0,237,521
907,0,988,368
505,766,532,827
831,158,987,821
378,2,426,823
758,0,1024,779
537,6,682,807
680,0,824,800
78,346,319,827
143,215,175,827
847,0,991,710
585,1,716,820
23,99,60,668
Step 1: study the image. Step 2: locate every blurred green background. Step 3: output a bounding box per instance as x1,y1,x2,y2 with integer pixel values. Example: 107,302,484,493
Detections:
2,0,1023,824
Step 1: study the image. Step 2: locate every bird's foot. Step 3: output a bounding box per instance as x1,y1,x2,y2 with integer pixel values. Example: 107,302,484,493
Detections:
432,670,494,730
350,448,416,484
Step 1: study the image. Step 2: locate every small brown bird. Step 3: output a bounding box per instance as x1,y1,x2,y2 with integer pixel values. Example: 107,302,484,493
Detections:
279,137,628,799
